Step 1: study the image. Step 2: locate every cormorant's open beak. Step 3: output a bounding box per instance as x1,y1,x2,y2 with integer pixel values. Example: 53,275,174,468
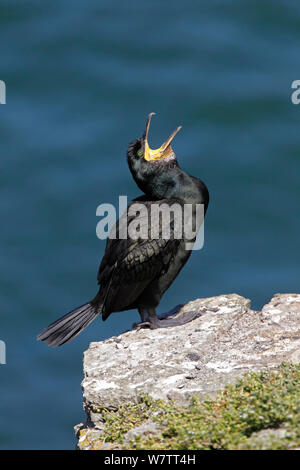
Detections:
142,113,182,161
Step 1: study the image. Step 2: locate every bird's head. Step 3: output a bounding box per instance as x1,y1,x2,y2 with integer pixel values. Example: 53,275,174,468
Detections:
127,113,182,197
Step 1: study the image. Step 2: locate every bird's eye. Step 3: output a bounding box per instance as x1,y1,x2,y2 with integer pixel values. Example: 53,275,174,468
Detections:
137,150,143,157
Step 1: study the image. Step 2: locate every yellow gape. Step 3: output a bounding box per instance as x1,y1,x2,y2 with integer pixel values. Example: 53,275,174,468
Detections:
143,112,182,161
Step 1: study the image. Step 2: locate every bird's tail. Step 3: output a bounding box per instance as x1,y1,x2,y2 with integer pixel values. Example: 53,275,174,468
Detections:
37,301,100,347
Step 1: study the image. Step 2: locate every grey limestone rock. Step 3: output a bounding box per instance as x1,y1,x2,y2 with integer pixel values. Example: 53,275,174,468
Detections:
75,293,300,449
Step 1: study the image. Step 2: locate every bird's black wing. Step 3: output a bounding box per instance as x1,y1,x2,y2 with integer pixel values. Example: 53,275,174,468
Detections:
96,197,182,318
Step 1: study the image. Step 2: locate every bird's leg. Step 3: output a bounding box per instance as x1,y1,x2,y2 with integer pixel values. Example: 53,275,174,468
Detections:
132,308,152,330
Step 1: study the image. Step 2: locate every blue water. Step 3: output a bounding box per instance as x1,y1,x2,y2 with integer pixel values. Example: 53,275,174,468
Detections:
0,0,299,449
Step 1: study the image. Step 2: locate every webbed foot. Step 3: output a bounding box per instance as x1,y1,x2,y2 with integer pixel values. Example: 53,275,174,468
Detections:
156,309,200,327
132,321,151,330
133,305,201,330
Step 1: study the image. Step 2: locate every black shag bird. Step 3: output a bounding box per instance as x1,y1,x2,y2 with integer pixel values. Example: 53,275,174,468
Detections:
38,113,209,346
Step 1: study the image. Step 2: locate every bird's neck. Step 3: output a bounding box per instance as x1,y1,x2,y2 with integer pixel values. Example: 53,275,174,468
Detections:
147,167,207,206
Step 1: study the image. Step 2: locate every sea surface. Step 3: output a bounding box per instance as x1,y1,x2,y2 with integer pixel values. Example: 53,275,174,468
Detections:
0,0,299,449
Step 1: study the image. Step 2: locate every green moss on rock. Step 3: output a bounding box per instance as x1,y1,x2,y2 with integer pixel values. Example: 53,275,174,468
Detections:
90,363,300,450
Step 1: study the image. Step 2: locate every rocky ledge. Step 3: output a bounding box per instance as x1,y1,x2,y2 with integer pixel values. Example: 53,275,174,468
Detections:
75,293,300,450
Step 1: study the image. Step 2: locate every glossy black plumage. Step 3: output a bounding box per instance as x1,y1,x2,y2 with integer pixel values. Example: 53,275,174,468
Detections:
38,115,209,346
97,195,184,319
